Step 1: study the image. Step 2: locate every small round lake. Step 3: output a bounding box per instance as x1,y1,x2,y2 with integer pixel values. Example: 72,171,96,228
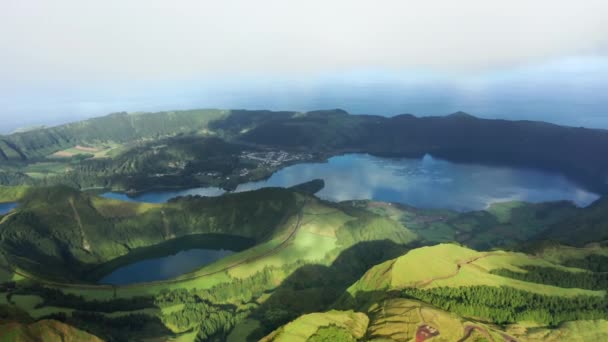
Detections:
103,154,600,211
99,248,234,285
0,203,17,215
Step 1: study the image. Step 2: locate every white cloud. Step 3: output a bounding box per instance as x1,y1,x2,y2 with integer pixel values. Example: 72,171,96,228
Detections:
1,0,607,81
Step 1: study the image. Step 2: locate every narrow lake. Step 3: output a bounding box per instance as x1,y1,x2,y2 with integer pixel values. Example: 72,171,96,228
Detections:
0,203,17,215
99,248,234,285
103,154,600,211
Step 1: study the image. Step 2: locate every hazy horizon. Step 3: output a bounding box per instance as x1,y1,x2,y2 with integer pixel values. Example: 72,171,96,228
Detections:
2,1,607,132
2,55,608,133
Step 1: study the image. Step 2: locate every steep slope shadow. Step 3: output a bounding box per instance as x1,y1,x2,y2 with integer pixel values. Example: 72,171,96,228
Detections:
240,239,419,340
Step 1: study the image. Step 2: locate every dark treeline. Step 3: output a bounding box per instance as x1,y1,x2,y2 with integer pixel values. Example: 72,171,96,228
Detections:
491,266,608,290
235,110,608,194
563,254,608,272
44,311,170,342
6,284,153,312
402,286,608,326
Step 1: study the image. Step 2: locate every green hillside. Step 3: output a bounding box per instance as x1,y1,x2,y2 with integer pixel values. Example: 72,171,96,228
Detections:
0,185,299,280
263,243,608,342
352,199,582,250
0,109,227,160
267,298,608,342
0,152,608,341
1,183,608,340
0,319,103,342
345,244,604,300
0,185,420,341
260,310,368,342
539,197,608,245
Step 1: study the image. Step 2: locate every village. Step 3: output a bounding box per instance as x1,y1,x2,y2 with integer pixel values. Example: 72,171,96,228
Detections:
240,150,314,169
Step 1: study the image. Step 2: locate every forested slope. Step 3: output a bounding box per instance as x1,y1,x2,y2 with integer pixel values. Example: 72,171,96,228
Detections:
0,109,226,160
0,185,298,280
234,110,608,193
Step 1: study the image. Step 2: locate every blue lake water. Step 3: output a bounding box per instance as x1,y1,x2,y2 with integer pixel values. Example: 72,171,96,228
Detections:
103,154,600,211
0,203,17,215
102,187,225,203
99,248,234,285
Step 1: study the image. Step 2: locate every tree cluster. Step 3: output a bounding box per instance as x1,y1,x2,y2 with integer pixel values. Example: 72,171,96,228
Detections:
402,286,608,326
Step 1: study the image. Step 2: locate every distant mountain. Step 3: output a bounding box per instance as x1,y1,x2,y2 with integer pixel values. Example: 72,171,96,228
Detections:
2,108,608,194
445,110,478,119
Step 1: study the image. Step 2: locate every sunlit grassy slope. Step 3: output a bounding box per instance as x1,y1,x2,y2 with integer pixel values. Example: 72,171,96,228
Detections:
0,185,29,203
366,298,507,341
59,196,417,300
0,319,103,342
263,243,608,342
2,181,608,341
265,297,608,342
347,243,604,298
506,320,608,341
260,310,368,342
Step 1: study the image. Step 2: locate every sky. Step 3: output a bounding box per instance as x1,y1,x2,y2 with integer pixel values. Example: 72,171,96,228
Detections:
1,0,608,132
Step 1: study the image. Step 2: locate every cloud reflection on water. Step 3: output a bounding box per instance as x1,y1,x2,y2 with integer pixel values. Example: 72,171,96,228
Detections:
235,154,600,211
104,154,600,211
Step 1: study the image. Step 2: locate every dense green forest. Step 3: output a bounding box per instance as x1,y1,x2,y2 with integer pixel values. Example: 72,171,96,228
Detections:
4,284,153,313
492,266,608,290
401,286,608,326
563,254,608,272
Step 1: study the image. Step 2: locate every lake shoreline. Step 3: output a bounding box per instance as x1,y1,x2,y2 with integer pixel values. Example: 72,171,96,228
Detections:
99,153,599,212
88,233,255,284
